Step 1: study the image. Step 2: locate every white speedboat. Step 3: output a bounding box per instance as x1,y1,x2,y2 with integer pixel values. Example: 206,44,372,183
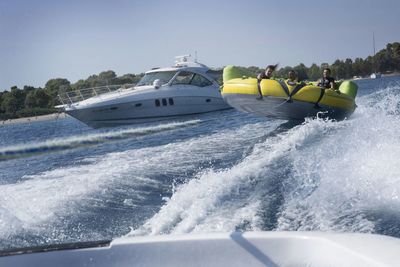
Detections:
370,73,382,79
58,56,230,128
1,231,400,267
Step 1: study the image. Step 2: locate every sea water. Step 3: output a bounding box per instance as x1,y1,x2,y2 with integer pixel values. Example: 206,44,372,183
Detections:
0,76,399,250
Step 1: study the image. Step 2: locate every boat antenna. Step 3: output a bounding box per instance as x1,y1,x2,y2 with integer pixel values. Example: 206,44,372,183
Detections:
373,32,376,56
195,51,198,63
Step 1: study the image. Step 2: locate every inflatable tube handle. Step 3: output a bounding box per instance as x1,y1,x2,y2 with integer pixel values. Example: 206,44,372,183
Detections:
314,88,325,109
256,79,263,100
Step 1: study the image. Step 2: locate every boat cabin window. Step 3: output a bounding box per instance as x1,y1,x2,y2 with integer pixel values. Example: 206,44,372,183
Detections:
190,74,213,87
206,69,223,85
137,71,177,86
172,71,194,85
172,71,212,87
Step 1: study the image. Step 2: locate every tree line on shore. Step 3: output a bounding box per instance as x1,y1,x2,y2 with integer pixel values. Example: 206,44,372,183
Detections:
246,42,400,81
1,42,399,120
0,71,143,120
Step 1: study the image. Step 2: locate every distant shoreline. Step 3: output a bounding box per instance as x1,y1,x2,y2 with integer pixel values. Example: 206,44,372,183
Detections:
0,112,69,126
382,72,400,77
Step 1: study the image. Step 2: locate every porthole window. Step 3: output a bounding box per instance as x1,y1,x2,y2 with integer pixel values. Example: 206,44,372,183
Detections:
169,98,174,105
135,103,142,107
155,99,160,106
162,98,167,106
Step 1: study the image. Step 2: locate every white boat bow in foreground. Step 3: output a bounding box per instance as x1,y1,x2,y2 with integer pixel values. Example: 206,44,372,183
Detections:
1,231,400,267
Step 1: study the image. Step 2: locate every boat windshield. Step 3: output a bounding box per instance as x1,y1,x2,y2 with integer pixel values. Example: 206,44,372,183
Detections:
136,71,177,86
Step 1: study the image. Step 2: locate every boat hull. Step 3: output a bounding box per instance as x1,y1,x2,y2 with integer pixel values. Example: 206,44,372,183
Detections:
1,231,400,267
66,96,230,128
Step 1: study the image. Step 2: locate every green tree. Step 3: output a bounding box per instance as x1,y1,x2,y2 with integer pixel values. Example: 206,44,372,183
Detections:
374,50,388,73
25,89,51,108
45,78,71,106
24,91,36,108
331,60,345,79
307,63,320,81
246,66,264,76
352,58,364,76
390,42,400,70
1,87,26,115
275,66,292,79
114,73,143,85
0,91,5,113
1,92,18,114
23,85,36,93
35,89,51,107
293,63,309,81
99,70,117,85
73,79,91,90
363,56,373,75
85,71,117,88
344,58,354,79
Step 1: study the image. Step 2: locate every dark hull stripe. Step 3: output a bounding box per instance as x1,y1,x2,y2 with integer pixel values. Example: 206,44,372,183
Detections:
86,108,232,122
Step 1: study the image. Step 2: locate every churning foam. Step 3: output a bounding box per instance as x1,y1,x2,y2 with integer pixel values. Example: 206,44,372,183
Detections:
129,118,335,236
3,83,400,243
0,119,276,242
277,84,400,234
0,120,202,239
131,83,400,236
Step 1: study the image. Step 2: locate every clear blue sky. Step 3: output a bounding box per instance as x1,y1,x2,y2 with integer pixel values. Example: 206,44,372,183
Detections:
1,0,399,90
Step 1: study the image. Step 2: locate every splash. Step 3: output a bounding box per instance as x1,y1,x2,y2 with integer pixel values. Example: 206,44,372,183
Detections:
129,118,336,236
277,84,400,235
130,83,400,237
0,119,275,245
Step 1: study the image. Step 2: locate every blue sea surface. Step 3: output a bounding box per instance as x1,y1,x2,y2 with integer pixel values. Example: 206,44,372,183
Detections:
0,76,400,250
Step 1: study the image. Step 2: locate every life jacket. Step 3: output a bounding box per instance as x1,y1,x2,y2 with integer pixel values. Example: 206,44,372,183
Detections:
286,79,297,86
318,77,335,88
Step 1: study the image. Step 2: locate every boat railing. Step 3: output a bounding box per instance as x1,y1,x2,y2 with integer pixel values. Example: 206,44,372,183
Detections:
58,84,135,105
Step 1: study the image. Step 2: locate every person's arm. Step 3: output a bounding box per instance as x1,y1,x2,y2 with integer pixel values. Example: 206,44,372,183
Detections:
330,80,341,94
257,73,263,80
330,81,336,89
